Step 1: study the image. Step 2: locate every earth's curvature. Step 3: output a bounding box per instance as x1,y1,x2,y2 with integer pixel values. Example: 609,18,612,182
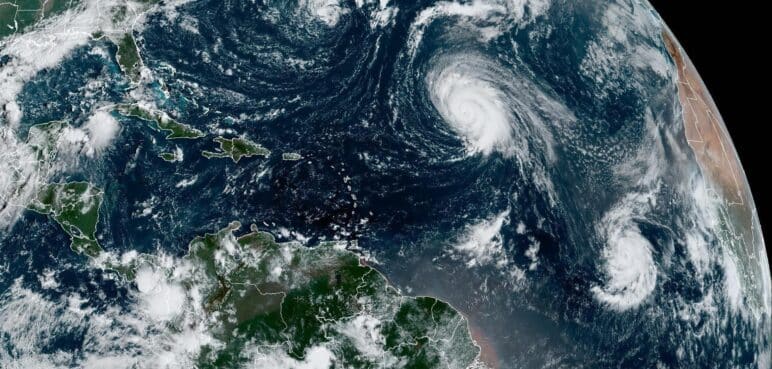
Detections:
0,1,769,368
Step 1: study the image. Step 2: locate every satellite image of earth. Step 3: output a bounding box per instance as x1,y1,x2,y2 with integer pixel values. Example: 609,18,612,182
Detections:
0,1,770,368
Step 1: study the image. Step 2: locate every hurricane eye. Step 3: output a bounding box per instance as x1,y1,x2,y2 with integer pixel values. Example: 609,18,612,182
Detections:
426,56,515,156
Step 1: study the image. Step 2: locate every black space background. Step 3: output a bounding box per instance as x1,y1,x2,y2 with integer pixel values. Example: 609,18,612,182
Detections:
649,1,770,248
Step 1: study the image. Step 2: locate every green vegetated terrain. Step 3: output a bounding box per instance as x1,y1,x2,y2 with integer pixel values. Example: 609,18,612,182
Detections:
117,104,205,139
158,148,182,162
28,181,103,257
6,10,481,366
115,32,142,82
1,1,151,85
18,119,481,368
16,121,104,257
0,0,79,40
25,120,67,160
174,223,481,368
203,136,271,163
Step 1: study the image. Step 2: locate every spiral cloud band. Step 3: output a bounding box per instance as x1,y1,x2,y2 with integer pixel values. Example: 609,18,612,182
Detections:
427,56,515,156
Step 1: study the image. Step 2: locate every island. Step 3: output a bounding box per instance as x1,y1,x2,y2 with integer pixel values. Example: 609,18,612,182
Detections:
18,120,485,368
117,104,205,140
202,136,271,163
282,152,303,161
158,146,184,163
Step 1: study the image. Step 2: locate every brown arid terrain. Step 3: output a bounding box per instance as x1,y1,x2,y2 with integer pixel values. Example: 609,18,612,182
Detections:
662,30,746,206
662,28,768,314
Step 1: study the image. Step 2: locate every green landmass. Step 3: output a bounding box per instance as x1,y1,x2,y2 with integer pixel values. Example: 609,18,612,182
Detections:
21,121,104,258
16,166,481,367
115,32,142,82
25,120,69,160
120,222,481,368
0,0,79,40
117,104,205,140
28,182,103,257
4,22,480,361
159,146,183,162
282,152,303,161
202,136,271,163
158,152,177,162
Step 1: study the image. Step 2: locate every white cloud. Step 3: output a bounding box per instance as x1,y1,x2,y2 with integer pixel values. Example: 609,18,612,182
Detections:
301,0,349,27
722,250,743,311
0,0,191,129
452,209,510,268
338,314,402,366
1,1,115,114
0,280,81,364
591,192,658,311
0,125,56,229
407,0,551,55
175,174,198,188
591,224,657,310
579,1,670,95
83,111,120,152
427,58,515,157
38,269,60,290
2,101,22,128
56,110,121,157
248,345,336,369
135,266,186,322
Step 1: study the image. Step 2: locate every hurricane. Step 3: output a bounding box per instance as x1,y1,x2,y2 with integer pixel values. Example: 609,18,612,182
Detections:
0,0,769,368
